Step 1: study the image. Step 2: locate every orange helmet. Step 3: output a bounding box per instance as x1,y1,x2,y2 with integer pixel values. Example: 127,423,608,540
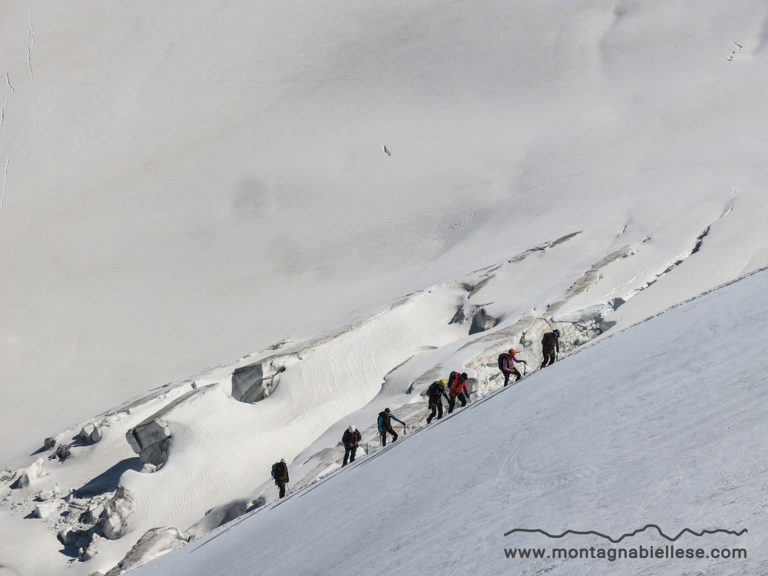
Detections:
508,348,515,355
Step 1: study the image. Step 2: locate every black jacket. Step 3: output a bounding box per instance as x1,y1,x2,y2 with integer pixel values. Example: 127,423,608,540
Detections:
342,428,362,447
426,381,447,401
271,461,289,483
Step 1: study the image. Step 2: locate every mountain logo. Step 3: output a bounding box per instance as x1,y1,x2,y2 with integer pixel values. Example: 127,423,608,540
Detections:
503,524,748,543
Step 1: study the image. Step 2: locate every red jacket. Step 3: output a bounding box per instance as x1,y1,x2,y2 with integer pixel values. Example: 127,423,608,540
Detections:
450,377,468,397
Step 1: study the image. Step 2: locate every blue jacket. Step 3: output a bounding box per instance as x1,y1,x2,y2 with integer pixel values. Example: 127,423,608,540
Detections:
378,411,404,432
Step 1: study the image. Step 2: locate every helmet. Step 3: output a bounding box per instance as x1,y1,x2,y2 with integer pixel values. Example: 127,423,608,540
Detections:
508,348,515,355
461,372,468,379
384,407,390,413
439,379,446,386
553,329,561,337
348,425,356,433
280,458,286,463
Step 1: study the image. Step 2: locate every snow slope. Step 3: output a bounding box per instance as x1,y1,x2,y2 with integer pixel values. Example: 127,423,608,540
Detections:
2,0,768,464
132,267,768,576
1,1,768,574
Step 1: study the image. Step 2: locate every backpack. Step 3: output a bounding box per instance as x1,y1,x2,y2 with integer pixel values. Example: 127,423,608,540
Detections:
426,382,443,399
498,353,510,370
271,461,287,481
448,371,458,386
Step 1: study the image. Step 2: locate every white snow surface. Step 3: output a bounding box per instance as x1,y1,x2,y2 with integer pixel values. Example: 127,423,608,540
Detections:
2,0,768,461
130,267,768,576
0,0,767,574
